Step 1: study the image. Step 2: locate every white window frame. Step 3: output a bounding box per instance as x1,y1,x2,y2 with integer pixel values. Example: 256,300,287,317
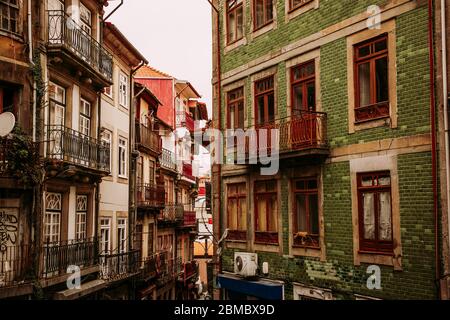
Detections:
44,192,62,244
79,98,91,137
76,195,88,241
49,82,66,126
118,137,128,178
119,72,129,108
117,218,127,254
100,218,111,255
79,2,92,35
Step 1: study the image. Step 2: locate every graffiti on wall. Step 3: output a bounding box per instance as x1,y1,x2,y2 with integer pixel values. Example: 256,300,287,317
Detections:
0,208,18,252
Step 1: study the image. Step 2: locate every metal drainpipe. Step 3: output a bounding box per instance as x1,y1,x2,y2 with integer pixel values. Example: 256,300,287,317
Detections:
428,0,441,289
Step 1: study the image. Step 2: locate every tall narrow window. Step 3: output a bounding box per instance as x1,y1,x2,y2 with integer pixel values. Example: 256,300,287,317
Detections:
226,183,247,241
44,192,62,244
293,178,319,248
354,34,389,123
227,87,245,129
118,218,127,254
255,76,275,125
149,160,155,184
137,156,144,186
289,0,314,12
119,72,128,108
357,172,393,253
253,0,273,31
49,82,65,126
76,195,88,241
0,86,18,115
100,218,111,254
291,60,316,114
101,129,112,174
226,0,243,44
0,0,19,34
147,223,154,257
118,137,127,178
79,98,91,136
254,180,278,244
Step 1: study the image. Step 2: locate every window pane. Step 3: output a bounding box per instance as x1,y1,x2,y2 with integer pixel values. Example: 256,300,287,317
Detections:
363,193,375,240
239,198,247,230
295,194,307,232
228,11,236,41
257,96,265,124
375,57,389,103
265,0,273,22
256,196,267,231
358,62,371,107
255,0,264,28
308,179,318,190
358,44,371,58
238,102,245,129
268,194,277,231
361,175,373,187
267,94,275,122
309,194,319,235
378,175,391,186
379,192,392,241
236,7,243,39
375,39,387,52
306,82,315,110
293,85,304,113
228,198,238,230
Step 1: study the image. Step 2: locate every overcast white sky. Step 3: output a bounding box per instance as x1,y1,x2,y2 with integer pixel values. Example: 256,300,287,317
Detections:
106,0,213,117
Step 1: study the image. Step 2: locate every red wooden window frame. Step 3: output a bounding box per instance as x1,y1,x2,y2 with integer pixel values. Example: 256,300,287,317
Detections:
254,76,275,126
253,0,274,31
357,171,393,254
291,60,316,114
254,180,278,244
292,178,320,248
354,34,389,123
288,0,314,13
227,183,247,241
226,0,244,45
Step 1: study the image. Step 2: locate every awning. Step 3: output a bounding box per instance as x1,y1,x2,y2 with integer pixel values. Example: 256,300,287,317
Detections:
217,273,283,300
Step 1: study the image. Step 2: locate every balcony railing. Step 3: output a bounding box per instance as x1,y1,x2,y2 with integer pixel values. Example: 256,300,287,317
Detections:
41,238,98,279
176,111,194,132
140,254,158,280
182,162,195,181
160,204,184,222
157,252,182,285
136,123,161,154
183,210,196,227
99,250,140,281
46,125,110,173
181,260,198,284
0,245,32,288
0,137,10,174
47,10,113,82
160,148,176,171
136,183,165,208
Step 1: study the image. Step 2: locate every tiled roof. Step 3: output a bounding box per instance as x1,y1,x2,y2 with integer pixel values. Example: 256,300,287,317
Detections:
136,65,173,78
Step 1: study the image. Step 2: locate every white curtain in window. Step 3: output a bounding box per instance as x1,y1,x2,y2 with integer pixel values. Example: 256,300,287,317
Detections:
379,192,392,241
363,193,375,240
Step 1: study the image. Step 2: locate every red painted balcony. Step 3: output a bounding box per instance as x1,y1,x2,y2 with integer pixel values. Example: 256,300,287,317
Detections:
136,183,165,209
176,111,195,132
182,162,195,181
183,210,196,227
135,123,161,155
180,260,198,284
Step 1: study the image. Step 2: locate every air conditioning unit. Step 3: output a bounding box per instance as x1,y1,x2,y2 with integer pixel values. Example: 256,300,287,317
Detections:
234,252,258,277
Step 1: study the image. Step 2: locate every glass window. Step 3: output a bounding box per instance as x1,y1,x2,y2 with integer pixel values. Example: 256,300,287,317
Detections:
44,192,62,244
254,76,275,125
227,0,244,44
76,195,88,241
226,183,247,241
79,98,91,136
291,60,316,114
119,72,128,108
100,218,111,254
254,0,273,30
118,137,127,177
289,0,314,12
0,0,19,34
118,218,127,254
254,180,278,244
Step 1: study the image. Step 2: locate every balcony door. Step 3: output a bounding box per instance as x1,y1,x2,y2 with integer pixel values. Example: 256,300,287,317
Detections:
48,82,65,160
79,2,92,61
48,0,65,44
43,192,62,277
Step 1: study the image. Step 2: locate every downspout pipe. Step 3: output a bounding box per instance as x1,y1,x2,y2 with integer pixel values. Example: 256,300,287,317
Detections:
428,0,441,287
441,0,450,283
28,0,36,142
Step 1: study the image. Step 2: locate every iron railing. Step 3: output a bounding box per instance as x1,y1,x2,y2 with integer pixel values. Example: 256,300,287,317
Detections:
136,183,165,208
159,148,176,171
46,125,110,173
47,10,113,82
182,260,199,284
41,238,98,279
0,137,10,174
140,254,158,280
99,250,140,281
160,204,184,222
0,245,32,288
136,123,161,154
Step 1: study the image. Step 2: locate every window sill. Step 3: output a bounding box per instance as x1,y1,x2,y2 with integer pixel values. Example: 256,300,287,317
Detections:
0,29,24,43
224,37,247,54
292,245,323,260
285,0,319,22
117,176,128,184
356,251,402,271
251,21,275,41
352,117,391,133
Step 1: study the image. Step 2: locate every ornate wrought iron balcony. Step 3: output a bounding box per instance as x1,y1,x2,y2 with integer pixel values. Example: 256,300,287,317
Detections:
99,250,140,281
136,183,165,209
159,148,176,172
46,125,110,174
160,204,184,223
41,238,98,279
0,244,32,289
47,10,113,85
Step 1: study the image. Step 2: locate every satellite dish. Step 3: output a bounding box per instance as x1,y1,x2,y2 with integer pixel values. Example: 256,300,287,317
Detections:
0,112,16,137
